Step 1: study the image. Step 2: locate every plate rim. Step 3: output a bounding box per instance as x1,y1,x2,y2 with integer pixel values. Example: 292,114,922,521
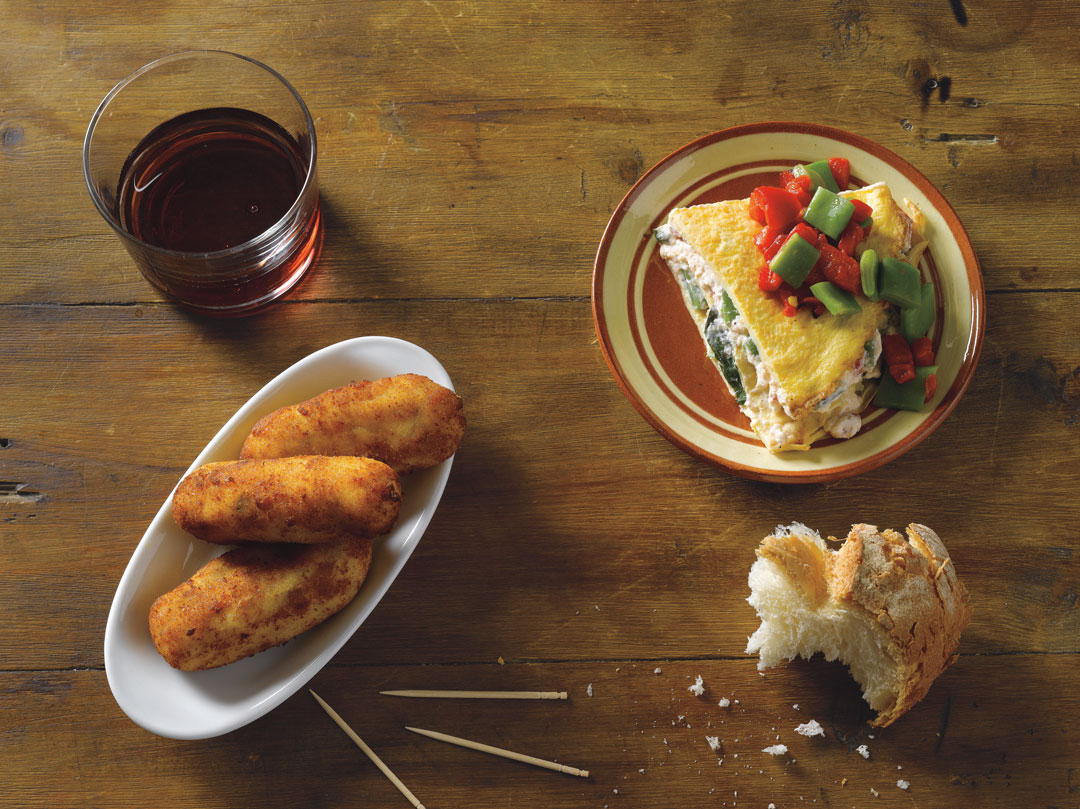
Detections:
103,335,456,739
592,121,985,483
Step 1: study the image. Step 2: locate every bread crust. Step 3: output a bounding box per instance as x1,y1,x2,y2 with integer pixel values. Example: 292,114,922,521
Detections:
755,522,972,727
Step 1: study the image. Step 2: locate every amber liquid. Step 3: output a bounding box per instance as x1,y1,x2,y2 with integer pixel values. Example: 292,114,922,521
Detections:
116,107,320,313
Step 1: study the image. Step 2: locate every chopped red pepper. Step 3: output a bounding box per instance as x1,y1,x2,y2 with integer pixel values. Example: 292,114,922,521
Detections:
850,198,873,223
882,334,914,367
750,186,803,232
781,172,814,206
836,219,866,256
911,336,935,366
782,300,798,317
754,225,780,249
818,244,861,293
924,373,938,402
802,260,826,288
758,263,783,292
828,157,851,190
890,363,916,384
748,194,766,225
792,222,820,246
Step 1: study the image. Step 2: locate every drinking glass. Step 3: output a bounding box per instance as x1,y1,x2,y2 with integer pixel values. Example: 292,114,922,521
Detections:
83,51,321,316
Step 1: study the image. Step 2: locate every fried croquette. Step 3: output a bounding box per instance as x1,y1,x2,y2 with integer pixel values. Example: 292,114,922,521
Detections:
239,373,465,474
148,537,373,671
172,456,401,544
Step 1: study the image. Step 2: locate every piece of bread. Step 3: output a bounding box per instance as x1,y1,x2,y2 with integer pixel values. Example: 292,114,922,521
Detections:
745,522,972,727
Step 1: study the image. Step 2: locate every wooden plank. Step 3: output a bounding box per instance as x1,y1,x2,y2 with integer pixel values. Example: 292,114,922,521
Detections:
1,1,1078,305
2,656,1077,808
1,296,1077,669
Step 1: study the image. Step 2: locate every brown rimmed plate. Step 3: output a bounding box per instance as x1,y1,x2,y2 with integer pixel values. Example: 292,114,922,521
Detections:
592,122,984,483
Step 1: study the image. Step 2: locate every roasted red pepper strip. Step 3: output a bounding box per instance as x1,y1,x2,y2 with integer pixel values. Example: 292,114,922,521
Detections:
924,373,938,402
882,334,915,367
850,198,873,223
837,219,866,256
751,186,803,232
818,244,862,293
748,194,766,225
828,157,851,190
758,263,783,292
754,225,782,251
911,336,936,366
782,172,813,206
763,231,786,260
792,222,820,246
802,261,826,288
890,363,916,384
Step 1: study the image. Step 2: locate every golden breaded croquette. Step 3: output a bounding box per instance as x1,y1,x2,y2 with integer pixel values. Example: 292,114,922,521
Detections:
239,373,465,474
172,456,401,544
148,537,372,671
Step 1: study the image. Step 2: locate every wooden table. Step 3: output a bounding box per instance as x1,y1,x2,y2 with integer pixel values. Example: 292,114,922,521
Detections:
4,2,1078,806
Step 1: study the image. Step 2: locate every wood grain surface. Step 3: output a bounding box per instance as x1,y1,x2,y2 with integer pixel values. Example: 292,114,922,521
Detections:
2,1,1078,807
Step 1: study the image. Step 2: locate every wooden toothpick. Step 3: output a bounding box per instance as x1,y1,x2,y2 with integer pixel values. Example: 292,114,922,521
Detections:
405,725,590,778
310,690,427,809
381,689,568,700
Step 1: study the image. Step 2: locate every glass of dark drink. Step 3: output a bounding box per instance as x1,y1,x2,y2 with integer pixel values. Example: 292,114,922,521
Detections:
83,51,321,316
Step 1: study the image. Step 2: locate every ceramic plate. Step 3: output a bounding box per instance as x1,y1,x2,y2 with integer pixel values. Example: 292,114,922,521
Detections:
104,336,456,739
592,122,984,483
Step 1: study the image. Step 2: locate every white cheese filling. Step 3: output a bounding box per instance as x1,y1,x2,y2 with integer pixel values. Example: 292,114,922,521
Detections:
657,228,881,447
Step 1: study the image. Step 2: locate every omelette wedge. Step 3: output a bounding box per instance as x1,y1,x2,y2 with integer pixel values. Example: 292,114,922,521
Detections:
655,182,924,451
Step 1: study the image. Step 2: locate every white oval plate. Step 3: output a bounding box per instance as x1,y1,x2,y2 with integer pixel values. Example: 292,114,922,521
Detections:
104,336,457,739
592,122,984,483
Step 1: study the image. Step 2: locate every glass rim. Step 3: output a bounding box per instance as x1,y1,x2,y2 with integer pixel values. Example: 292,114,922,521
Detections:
82,49,318,261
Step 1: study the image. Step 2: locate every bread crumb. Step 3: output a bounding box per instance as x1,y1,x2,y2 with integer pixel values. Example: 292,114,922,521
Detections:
870,787,879,797
638,768,645,774
856,744,870,759
586,683,593,697
795,719,825,737
762,744,788,756
689,675,705,696
497,656,504,665
654,667,662,674
718,697,731,708
792,703,799,710
768,804,776,809
841,777,847,787
706,736,721,752
897,764,902,770
897,779,910,790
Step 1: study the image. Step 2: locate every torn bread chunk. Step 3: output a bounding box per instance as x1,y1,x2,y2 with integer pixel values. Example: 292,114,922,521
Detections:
745,522,971,727
654,182,924,452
